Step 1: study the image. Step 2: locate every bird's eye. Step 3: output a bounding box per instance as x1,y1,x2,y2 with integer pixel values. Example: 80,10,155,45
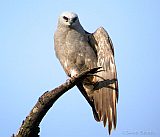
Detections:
72,17,78,22
63,16,68,21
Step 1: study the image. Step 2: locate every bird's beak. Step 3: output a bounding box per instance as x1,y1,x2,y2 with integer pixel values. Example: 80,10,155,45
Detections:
68,19,74,26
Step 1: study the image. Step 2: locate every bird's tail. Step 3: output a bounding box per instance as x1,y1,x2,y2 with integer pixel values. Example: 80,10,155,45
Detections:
76,82,100,121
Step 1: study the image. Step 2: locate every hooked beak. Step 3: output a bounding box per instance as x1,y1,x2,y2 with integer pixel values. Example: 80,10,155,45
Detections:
68,19,74,26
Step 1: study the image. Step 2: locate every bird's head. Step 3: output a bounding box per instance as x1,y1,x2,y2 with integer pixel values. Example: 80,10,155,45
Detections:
58,11,80,28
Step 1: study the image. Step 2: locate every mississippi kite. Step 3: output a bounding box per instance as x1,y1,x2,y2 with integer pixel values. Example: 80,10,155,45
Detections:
54,11,118,134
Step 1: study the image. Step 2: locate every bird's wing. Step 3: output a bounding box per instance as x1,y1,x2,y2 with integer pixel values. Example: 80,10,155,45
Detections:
87,27,119,134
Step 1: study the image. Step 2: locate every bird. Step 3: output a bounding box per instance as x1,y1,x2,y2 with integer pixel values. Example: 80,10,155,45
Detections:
54,11,118,134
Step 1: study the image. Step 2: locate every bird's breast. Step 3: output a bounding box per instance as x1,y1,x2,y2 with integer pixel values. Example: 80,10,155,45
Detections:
54,28,97,76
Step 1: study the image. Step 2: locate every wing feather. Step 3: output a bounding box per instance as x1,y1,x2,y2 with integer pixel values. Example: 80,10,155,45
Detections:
88,27,118,134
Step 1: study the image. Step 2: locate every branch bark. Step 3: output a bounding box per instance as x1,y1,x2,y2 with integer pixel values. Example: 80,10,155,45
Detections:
13,67,101,137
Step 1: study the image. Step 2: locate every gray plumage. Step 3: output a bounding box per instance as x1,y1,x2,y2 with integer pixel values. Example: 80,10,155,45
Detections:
54,11,118,134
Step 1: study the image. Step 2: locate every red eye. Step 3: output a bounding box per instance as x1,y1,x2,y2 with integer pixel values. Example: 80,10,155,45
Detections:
72,17,78,22
63,16,68,21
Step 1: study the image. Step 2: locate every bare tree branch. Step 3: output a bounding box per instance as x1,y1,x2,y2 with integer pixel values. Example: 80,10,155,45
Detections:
13,67,101,137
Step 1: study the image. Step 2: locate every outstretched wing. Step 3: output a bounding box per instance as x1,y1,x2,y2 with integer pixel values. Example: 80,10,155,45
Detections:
88,27,119,134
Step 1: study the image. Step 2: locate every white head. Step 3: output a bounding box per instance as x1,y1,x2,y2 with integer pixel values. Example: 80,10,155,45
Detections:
58,11,80,28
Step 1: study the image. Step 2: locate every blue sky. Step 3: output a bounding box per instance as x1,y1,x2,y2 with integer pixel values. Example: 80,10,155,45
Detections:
0,0,160,137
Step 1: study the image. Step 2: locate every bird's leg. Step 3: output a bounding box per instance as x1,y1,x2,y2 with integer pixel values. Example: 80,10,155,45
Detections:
65,66,80,84
70,69,79,78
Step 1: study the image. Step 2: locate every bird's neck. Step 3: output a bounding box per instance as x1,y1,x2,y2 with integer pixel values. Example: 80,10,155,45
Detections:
57,24,86,35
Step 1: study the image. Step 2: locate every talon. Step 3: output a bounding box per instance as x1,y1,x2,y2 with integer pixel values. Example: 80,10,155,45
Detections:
66,78,71,84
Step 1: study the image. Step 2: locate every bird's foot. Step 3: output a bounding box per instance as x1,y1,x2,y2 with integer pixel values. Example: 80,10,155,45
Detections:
70,69,79,78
